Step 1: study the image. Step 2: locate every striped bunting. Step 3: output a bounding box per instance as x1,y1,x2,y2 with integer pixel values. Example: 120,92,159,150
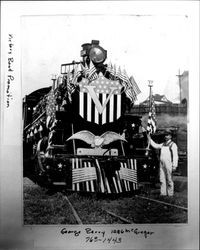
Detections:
70,158,138,193
95,159,106,193
95,158,138,193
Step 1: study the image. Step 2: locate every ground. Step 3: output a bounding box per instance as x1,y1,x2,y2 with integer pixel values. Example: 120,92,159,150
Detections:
23,176,187,225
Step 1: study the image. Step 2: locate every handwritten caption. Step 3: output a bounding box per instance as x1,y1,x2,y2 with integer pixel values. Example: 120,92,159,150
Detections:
6,34,14,108
60,227,154,245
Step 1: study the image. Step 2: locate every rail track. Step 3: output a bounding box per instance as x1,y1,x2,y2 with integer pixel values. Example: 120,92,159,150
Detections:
63,193,135,224
60,191,187,225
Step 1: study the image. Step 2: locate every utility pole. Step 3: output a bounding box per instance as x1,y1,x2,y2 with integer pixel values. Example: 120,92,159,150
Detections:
148,80,153,108
176,69,183,103
51,74,57,90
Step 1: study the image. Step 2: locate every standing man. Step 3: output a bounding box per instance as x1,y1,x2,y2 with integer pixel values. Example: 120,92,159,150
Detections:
147,130,178,196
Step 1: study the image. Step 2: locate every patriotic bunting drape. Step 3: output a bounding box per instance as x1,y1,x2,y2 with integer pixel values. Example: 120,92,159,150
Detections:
46,89,56,128
25,117,46,142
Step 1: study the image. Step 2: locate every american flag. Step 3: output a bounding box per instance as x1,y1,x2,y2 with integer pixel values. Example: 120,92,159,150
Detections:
129,76,141,95
119,159,138,191
116,66,123,80
81,63,89,78
64,69,76,102
46,89,56,128
146,95,156,134
106,63,116,79
119,70,140,104
87,60,98,81
106,65,141,104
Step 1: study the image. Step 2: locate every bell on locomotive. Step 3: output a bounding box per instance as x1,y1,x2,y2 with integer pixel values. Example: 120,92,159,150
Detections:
23,40,144,194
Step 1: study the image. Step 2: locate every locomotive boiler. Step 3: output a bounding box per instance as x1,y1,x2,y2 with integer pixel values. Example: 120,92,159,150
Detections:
23,40,151,194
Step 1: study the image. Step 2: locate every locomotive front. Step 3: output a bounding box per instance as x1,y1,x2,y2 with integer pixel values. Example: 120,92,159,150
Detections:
24,40,144,194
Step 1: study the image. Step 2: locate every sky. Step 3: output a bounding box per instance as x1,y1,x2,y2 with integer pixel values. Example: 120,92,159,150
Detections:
21,10,189,104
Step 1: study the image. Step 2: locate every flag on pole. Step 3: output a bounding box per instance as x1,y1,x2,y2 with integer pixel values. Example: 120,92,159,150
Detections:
121,70,141,104
116,66,123,80
88,60,98,81
106,63,141,103
146,95,156,134
107,63,116,78
129,76,141,95
64,68,76,102
81,63,90,78
72,63,81,85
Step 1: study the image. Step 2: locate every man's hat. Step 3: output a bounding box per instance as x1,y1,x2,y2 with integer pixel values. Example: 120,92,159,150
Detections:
165,129,172,135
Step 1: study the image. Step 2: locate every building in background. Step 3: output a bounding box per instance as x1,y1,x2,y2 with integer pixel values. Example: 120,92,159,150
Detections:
180,71,189,104
140,94,173,105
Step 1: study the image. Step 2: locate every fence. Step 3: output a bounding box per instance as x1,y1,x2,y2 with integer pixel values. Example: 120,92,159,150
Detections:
130,103,187,116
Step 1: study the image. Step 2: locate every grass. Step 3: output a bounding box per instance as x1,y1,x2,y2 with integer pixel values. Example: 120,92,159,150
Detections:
24,178,187,225
24,182,77,225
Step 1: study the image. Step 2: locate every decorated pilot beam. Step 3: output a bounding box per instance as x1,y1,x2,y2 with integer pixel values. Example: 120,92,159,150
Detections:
39,153,138,193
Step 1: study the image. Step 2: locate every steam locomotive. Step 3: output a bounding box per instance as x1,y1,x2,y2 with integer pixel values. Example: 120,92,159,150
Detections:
23,40,156,194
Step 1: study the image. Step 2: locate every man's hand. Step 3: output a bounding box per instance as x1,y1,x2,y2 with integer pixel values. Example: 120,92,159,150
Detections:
172,166,177,172
147,133,151,142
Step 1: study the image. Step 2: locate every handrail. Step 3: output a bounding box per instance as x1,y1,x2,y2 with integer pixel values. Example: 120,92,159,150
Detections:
24,111,46,131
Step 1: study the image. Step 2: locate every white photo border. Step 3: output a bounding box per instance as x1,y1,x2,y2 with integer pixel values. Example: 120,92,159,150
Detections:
0,1,199,249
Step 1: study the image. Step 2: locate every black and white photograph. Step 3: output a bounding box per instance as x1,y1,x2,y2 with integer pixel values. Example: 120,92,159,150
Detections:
0,1,199,250
22,13,189,225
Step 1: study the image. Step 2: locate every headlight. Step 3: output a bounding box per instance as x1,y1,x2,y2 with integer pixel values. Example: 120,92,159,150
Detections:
89,46,107,64
81,40,107,64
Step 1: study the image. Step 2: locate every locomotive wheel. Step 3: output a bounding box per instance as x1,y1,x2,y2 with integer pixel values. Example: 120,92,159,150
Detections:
34,154,52,188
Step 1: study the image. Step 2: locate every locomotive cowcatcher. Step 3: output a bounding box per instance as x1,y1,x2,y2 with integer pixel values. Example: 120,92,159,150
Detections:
23,40,157,194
